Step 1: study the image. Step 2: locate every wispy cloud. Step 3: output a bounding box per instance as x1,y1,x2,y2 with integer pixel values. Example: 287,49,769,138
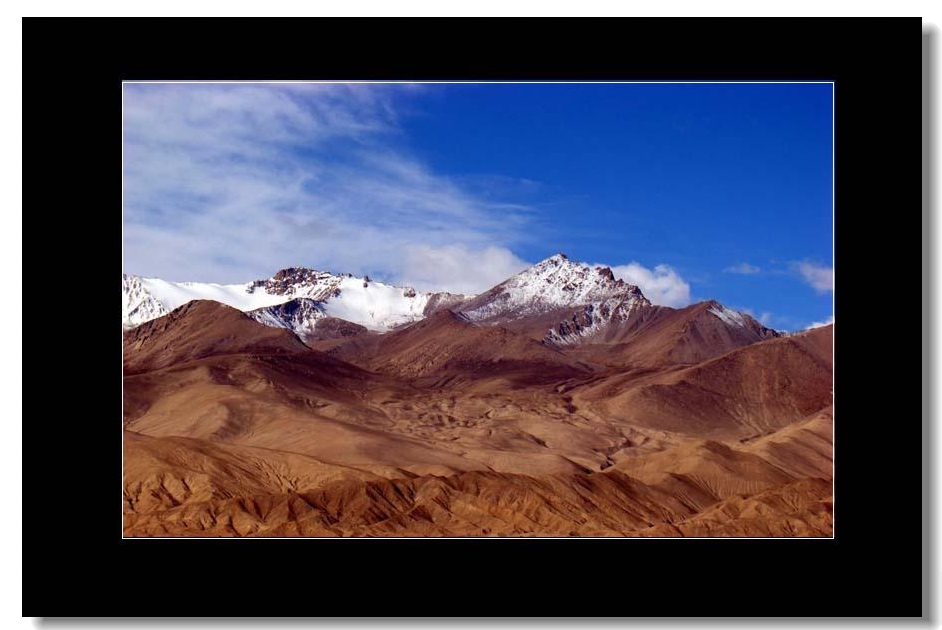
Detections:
796,261,833,293
401,244,529,295
607,262,692,307
724,262,761,275
123,83,535,292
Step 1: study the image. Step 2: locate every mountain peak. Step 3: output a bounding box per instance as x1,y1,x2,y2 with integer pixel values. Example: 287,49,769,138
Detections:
596,266,616,282
123,299,309,374
124,268,435,334
260,267,339,296
459,255,648,323
698,300,774,334
533,252,574,269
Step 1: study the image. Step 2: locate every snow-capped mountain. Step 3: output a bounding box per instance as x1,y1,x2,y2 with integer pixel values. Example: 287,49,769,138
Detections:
447,254,775,349
459,253,650,323
123,254,773,349
122,268,440,334
123,274,289,328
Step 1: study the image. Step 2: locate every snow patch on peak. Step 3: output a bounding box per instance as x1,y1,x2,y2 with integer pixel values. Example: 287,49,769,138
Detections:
544,296,645,346
461,254,647,322
124,276,289,328
708,304,747,328
322,276,430,331
123,268,435,333
123,275,170,328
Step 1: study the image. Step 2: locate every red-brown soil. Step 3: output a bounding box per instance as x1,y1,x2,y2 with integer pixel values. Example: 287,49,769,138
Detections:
123,300,833,537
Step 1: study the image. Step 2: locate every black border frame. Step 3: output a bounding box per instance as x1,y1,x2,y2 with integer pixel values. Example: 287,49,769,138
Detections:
22,17,924,618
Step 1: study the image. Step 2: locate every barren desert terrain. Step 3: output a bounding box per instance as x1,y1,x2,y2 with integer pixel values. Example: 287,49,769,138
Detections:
123,260,832,537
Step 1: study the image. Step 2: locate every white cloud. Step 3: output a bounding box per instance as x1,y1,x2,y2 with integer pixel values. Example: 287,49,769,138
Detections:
797,261,833,293
607,262,692,307
399,245,529,294
122,83,535,288
808,316,835,329
724,262,761,274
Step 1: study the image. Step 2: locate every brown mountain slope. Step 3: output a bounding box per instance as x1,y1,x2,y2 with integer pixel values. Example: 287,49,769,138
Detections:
123,300,310,374
608,402,832,509
610,440,796,511
336,309,589,385
124,431,382,515
123,295,833,537
309,316,368,340
560,300,779,369
124,468,701,537
573,324,832,439
741,406,833,479
123,354,498,479
125,406,833,537
123,300,502,477
124,432,834,538
632,478,833,538
123,307,629,480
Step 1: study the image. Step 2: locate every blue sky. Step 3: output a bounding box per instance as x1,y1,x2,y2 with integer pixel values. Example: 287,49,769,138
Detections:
123,82,833,331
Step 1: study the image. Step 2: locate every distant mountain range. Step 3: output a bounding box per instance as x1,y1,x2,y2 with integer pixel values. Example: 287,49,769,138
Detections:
124,253,778,347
